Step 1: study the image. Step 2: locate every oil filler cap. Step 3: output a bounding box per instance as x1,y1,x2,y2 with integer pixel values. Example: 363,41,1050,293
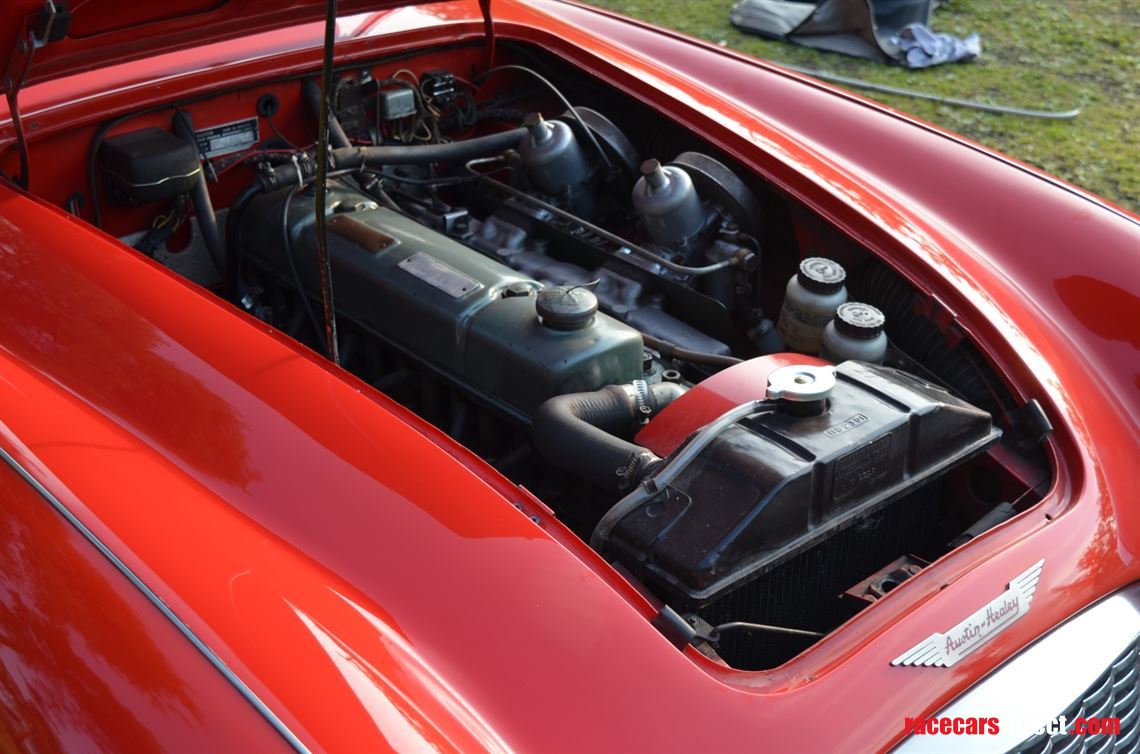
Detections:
536,285,598,331
766,364,837,402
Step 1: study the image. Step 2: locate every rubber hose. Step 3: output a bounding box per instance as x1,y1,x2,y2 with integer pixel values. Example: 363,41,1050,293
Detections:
302,80,409,204
224,182,263,304
641,333,742,368
301,80,352,149
330,128,527,169
532,382,686,492
171,110,226,276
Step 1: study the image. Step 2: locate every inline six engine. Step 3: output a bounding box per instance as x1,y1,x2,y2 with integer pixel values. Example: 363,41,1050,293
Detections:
101,58,1049,670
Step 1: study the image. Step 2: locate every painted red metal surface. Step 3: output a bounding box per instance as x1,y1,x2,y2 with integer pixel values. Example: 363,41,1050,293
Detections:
0,1,1136,752
1,1,489,88
636,353,832,455
0,456,290,753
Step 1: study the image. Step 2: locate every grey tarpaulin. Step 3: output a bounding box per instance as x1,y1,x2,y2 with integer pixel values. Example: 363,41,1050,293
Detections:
730,0,961,64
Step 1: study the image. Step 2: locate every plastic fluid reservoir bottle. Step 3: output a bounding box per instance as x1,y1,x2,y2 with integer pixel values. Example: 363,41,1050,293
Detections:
821,302,888,363
777,257,847,353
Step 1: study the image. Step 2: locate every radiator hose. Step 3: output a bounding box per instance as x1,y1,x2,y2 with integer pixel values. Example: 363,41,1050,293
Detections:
532,381,686,492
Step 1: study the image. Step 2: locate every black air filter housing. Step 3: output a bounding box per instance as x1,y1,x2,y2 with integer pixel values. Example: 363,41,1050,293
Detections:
608,361,1000,608
100,126,201,205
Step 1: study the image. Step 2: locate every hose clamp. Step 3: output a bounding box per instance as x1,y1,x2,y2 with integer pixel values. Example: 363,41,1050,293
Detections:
632,379,653,423
290,153,304,189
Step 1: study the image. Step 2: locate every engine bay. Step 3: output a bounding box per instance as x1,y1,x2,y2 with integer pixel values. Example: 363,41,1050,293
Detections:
23,41,1054,671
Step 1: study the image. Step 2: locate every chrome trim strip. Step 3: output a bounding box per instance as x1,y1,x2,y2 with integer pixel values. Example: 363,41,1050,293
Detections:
0,446,311,754
895,583,1140,753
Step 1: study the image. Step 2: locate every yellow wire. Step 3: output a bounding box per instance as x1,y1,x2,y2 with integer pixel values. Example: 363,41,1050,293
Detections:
392,69,419,85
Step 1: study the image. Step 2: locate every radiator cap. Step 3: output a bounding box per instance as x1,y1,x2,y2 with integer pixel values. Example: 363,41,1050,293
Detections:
765,364,836,402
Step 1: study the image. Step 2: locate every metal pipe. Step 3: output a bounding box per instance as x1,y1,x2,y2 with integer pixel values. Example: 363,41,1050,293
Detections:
172,110,226,276
591,399,776,550
6,89,30,189
709,621,823,639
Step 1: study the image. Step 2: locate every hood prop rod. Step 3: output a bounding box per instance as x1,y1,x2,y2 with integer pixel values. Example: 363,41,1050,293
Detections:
2,1,69,189
313,0,340,365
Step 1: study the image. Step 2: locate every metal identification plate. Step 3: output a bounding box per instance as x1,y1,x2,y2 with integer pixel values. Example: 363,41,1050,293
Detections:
194,117,259,158
327,214,397,253
892,560,1044,667
397,253,482,299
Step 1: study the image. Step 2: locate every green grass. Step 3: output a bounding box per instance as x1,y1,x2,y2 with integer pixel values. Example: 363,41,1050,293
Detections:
585,0,1139,212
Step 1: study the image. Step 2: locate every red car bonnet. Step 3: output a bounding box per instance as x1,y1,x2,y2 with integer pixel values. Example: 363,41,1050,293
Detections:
1,0,492,89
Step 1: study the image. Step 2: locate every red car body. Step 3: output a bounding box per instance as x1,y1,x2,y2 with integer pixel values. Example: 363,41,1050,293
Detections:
0,1,1137,751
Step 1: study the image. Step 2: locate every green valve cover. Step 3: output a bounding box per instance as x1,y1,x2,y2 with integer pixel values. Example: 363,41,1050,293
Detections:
242,187,645,417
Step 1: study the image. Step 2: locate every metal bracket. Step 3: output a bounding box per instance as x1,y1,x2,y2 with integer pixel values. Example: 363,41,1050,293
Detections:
1013,398,1053,451
650,605,698,650
3,0,68,93
33,0,66,49
3,1,68,188
479,0,495,70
